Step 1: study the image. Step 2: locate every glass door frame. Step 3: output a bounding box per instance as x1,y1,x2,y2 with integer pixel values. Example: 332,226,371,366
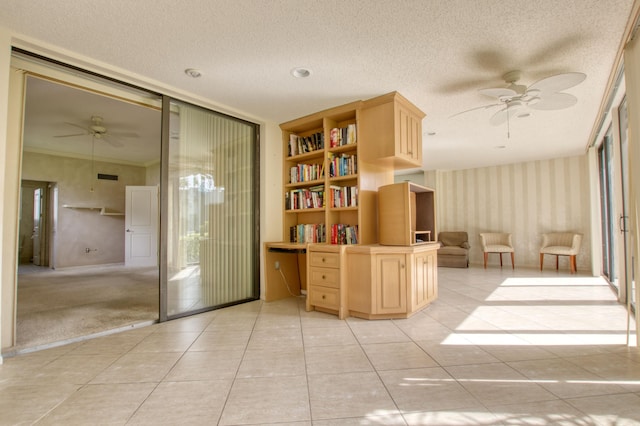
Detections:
159,95,261,321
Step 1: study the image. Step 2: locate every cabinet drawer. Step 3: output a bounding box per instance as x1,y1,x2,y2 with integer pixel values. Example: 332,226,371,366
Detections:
309,267,340,288
309,251,340,268
308,286,340,310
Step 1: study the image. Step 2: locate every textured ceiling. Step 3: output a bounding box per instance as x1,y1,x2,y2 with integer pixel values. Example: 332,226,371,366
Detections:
1,0,636,170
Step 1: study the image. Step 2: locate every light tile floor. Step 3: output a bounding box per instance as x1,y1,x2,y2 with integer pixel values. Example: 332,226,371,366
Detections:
1,266,640,425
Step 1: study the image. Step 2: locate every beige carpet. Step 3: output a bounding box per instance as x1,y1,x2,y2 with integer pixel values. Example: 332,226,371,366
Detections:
16,264,159,351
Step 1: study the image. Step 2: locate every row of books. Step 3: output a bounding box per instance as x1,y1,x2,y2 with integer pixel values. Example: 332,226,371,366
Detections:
328,185,358,208
329,153,357,177
285,185,324,210
288,132,324,157
331,224,358,245
290,163,324,184
329,124,357,147
289,223,326,243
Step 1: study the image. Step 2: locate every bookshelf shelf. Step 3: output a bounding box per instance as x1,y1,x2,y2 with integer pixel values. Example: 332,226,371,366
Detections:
285,179,324,189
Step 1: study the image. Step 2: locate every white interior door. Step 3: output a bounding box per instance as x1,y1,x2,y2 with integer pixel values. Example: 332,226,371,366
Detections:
125,186,159,267
32,188,42,266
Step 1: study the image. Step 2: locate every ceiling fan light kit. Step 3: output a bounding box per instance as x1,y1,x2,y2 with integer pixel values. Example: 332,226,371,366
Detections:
452,69,586,137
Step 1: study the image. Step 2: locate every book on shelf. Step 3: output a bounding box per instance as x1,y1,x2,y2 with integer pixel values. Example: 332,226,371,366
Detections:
289,223,326,243
290,162,324,184
328,185,358,208
330,224,358,244
328,152,357,177
289,134,298,157
285,186,325,210
289,131,324,156
329,124,357,148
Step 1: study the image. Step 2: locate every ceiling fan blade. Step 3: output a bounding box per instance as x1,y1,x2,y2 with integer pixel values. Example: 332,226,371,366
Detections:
489,108,509,126
109,131,139,138
478,87,517,99
62,122,89,131
529,72,586,93
54,132,86,138
529,92,578,110
449,102,502,119
489,103,527,126
103,136,125,148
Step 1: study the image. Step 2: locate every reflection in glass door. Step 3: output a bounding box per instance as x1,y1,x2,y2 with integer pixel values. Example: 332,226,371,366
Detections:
163,99,259,318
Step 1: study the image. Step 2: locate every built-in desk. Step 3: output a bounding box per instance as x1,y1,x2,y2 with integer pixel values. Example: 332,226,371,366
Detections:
263,242,307,301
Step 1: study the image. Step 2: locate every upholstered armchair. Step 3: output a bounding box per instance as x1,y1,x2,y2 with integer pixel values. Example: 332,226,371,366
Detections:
540,232,582,274
479,233,514,269
437,232,470,268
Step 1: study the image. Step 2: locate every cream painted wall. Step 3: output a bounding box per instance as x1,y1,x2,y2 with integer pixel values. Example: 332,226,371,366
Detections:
21,152,147,268
435,155,592,271
0,27,12,357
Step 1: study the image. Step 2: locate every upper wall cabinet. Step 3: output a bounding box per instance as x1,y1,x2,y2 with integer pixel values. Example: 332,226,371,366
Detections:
359,92,426,169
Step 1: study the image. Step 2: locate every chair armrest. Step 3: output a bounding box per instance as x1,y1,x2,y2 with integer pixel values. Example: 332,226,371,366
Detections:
461,242,470,249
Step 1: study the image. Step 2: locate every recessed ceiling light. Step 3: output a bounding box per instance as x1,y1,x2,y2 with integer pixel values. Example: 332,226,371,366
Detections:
517,112,531,118
185,68,202,78
291,67,312,78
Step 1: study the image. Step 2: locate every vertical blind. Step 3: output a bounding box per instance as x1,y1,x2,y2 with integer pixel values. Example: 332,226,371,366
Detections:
166,101,257,317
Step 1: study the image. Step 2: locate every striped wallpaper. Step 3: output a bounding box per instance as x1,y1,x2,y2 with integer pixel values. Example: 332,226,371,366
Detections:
431,155,591,270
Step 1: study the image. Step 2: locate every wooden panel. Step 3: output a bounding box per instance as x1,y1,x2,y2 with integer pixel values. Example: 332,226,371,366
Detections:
375,254,407,314
378,183,410,246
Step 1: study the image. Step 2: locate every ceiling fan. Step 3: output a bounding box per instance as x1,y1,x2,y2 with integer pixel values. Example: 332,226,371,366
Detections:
451,70,586,130
55,115,139,147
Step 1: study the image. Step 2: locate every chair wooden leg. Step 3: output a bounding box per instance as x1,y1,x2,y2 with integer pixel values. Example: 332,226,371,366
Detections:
570,255,576,274
511,252,515,269
499,253,503,267
555,255,559,270
540,253,544,270
484,252,488,269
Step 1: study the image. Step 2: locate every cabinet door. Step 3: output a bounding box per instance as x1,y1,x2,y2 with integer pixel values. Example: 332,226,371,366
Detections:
397,104,421,164
412,251,435,311
375,254,407,314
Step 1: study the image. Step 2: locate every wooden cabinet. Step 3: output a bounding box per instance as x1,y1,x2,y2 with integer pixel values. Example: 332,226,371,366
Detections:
346,244,438,319
359,92,425,169
267,92,433,316
378,181,436,246
306,244,348,319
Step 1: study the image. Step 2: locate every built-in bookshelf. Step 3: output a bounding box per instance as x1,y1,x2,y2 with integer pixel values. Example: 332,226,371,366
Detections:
281,101,373,246
279,92,426,248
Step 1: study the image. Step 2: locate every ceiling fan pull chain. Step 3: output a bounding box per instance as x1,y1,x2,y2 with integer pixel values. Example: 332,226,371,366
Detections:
506,103,511,139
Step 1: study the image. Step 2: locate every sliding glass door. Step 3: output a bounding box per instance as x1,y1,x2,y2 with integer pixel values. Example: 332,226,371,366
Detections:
599,127,616,286
162,98,259,318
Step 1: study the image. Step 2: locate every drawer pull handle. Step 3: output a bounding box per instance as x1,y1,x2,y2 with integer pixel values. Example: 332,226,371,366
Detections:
322,295,326,299
322,275,326,279
322,258,326,262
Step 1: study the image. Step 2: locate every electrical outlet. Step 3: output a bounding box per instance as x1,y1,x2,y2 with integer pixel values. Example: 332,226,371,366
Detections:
274,261,280,270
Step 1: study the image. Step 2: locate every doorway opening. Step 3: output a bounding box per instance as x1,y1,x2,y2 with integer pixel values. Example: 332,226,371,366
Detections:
15,71,162,351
